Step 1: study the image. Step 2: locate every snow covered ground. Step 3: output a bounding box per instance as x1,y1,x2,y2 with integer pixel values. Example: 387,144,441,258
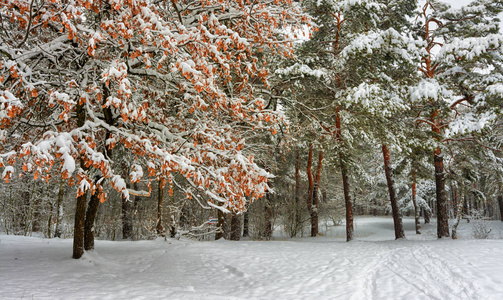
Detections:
2,216,503,300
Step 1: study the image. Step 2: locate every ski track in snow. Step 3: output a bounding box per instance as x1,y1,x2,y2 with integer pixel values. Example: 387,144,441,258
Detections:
1,217,503,299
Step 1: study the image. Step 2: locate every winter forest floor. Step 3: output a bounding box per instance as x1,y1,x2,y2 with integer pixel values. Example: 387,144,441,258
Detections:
1,217,503,300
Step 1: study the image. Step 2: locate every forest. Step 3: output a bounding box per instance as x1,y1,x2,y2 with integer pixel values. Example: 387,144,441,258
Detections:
1,0,503,263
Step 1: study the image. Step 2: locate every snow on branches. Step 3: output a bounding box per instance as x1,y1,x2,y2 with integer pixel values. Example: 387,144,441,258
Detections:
0,0,309,212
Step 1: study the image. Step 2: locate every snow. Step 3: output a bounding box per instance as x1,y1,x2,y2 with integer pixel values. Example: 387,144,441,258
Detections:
1,217,503,299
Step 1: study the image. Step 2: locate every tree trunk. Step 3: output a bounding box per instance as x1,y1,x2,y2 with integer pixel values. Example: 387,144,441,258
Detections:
54,180,64,238
336,108,353,241
165,191,177,238
294,148,302,237
424,207,431,224
84,192,100,250
306,143,315,236
215,209,225,240
72,191,87,259
73,99,88,258
498,193,503,222
47,203,53,238
122,195,133,240
156,180,164,235
452,186,458,219
31,194,41,233
242,209,249,237
411,170,420,234
230,212,241,241
264,185,273,240
451,188,463,239
434,148,450,238
311,150,323,237
382,144,405,239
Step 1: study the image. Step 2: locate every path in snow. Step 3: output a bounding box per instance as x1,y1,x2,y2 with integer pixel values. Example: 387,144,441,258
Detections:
1,217,503,299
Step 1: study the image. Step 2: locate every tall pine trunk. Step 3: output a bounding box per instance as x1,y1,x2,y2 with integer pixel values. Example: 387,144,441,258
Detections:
424,207,431,224
336,108,353,241
294,148,302,237
156,180,164,235
434,147,450,238
498,195,503,222
451,187,463,239
306,143,315,236
411,170,420,234
311,150,323,237
382,144,405,239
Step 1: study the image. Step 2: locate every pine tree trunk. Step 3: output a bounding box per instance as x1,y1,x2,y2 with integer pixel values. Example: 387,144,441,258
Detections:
311,150,323,237
340,155,353,242
452,186,458,219
156,180,164,235
424,207,431,224
498,194,503,222
294,148,301,237
382,144,405,239
54,180,64,238
230,213,241,241
412,170,420,234
306,143,315,236
451,188,463,239
336,108,353,241
72,191,87,259
434,148,450,238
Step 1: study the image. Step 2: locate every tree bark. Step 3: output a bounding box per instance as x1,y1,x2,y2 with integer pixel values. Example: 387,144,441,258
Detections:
411,170,420,234
72,191,87,259
294,148,302,237
85,85,113,248
311,150,323,237
382,144,405,239
156,180,164,235
84,191,100,251
264,185,273,240
306,143,315,236
498,192,503,222
54,180,64,238
215,209,225,240
451,187,463,239
424,207,431,224
434,148,450,238
31,194,41,233
73,101,87,259
336,108,353,241
242,209,249,237
230,212,241,241
122,194,133,240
